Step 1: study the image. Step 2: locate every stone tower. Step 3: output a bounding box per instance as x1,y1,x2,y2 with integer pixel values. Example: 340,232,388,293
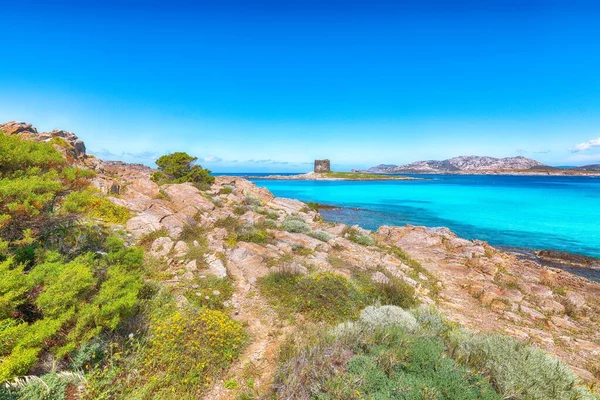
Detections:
314,159,331,173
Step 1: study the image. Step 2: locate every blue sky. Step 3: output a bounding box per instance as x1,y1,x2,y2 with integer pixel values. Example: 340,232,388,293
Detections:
2,0,600,171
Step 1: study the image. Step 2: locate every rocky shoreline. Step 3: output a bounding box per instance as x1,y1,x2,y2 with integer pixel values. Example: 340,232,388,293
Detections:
308,202,600,281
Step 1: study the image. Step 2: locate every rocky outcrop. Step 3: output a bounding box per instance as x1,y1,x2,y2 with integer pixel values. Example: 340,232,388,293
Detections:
375,224,600,382
0,121,38,135
1,121,87,161
536,250,600,269
367,155,547,173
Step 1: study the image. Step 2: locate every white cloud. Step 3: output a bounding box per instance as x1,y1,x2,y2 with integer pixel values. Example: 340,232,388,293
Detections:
202,155,222,163
570,137,600,152
244,159,290,164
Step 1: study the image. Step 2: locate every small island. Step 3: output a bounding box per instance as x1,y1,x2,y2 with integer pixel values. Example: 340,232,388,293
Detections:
245,159,419,180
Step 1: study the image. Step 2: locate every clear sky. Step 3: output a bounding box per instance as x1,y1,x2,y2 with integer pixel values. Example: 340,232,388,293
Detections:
2,0,600,171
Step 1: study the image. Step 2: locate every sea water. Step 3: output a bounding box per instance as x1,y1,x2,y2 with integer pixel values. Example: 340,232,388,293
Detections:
248,174,600,259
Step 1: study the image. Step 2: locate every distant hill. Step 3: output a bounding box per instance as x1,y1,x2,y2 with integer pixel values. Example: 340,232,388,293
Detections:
571,164,600,171
366,156,547,173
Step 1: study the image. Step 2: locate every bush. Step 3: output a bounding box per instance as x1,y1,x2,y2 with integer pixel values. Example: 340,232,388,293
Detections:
151,152,214,187
359,305,417,330
448,332,599,400
355,271,419,309
214,216,240,232
131,309,245,398
236,227,270,244
61,189,130,224
2,371,86,400
342,227,375,246
218,186,233,195
244,194,261,207
308,230,331,242
0,236,144,381
281,216,311,234
0,135,94,243
273,321,501,400
178,223,205,243
259,271,362,322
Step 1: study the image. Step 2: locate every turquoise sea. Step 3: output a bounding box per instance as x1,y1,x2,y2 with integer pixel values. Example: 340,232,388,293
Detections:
245,175,600,262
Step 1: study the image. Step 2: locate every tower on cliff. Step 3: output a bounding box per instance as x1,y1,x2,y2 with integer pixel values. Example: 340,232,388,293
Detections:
314,159,331,173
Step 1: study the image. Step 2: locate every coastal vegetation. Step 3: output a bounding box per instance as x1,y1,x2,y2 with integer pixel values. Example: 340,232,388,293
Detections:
151,152,214,188
273,305,599,400
0,139,242,399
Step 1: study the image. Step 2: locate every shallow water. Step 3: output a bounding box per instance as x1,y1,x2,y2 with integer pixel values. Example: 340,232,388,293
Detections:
248,174,600,261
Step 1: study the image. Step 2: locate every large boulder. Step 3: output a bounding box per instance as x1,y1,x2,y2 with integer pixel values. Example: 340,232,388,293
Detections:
0,121,37,135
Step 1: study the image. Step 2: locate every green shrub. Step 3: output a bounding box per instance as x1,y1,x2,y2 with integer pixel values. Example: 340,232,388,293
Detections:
259,271,362,322
136,228,169,249
218,186,233,195
233,206,247,215
0,135,94,243
151,152,214,187
281,216,311,234
343,227,375,246
305,202,319,212
132,309,245,398
214,216,240,232
178,223,205,244
448,332,599,400
61,189,130,224
2,371,86,400
355,271,419,309
236,227,270,244
359,305,418,330
244,194,261,207
308,230,331,242
0,236,144,381
273,322,501,399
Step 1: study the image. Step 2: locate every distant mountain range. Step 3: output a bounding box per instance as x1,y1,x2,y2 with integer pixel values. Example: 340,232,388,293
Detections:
364,156,600,174
571,164,600,171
